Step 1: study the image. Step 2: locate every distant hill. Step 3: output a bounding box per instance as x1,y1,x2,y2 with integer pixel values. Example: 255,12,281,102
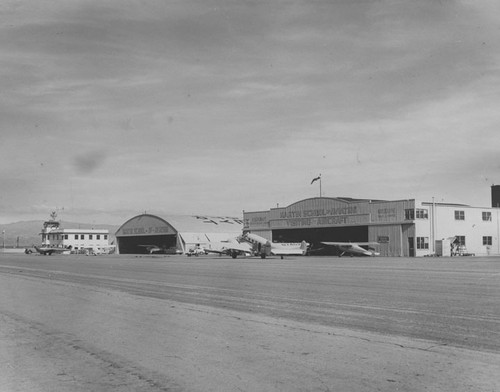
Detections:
0,220,120,248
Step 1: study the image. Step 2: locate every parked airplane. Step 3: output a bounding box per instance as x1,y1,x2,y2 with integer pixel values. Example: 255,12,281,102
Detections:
138,244,165,254
85,245,117,255
203,238,253,259
321,241,380,257
138,244,182,255
33,245,70,256
239,233,309,259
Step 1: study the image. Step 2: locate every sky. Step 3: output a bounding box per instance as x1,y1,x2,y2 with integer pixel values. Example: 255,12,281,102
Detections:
1,0,500,225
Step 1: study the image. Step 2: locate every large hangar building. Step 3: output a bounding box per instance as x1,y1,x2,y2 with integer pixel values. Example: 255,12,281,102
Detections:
115,214,243,254
243,194,500,257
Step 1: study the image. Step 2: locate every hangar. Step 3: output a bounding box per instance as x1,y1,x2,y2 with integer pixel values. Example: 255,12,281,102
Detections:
115,214,243,254
243,193,500,257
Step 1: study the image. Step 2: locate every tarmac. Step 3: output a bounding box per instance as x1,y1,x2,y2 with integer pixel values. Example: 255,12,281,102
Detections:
0,253,498,391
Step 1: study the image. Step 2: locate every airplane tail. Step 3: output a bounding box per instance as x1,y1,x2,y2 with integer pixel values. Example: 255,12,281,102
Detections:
300,241,309,255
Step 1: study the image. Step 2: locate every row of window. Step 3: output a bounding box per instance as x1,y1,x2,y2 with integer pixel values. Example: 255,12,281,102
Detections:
405,209,432,220
48,234,108,241
453,211,492,221
405,209,493,221
71,234,108,240
415,236,493,249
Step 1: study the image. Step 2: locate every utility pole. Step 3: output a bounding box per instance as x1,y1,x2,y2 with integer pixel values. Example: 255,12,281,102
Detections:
431,197,435,254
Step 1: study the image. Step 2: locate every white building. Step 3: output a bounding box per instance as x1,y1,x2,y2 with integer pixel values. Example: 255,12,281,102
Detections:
43,229,110,252
40,213,110,253
416,201,500,257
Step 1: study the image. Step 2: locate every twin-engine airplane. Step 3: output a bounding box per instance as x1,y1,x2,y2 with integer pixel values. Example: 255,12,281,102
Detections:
240,233,309,259
321,241,380,257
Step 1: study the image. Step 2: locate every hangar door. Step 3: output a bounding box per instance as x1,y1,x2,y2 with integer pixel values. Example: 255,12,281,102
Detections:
115,214,178,254
273,226,368,256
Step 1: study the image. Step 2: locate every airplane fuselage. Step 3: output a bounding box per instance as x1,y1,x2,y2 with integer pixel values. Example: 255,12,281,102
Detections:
241,233,308,259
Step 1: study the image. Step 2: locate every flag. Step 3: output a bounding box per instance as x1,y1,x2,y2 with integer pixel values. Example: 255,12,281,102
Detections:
310,176,321,185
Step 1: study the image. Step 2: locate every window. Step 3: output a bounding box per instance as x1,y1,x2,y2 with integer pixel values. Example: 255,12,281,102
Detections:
483,236,492,246
405,209,415,220
80,235,84,240
455,210,465,220
416,209,428,219
104,235,108,240
89,234,93,240
454,236,466,246
97,235,100,240
416,237,429,249
64,234,68,240
482,212,492,221
74,235,78,240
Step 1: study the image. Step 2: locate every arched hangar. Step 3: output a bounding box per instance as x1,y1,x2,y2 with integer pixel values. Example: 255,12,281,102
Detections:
115,214,243,254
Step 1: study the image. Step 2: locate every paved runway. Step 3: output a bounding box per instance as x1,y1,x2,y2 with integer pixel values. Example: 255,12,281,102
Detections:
0,253,499,391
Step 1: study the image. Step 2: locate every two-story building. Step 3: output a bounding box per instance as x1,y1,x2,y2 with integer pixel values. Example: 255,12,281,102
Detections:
40,213,110,253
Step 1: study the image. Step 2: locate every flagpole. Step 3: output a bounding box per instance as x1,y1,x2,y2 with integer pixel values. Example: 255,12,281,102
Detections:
310,174,322,197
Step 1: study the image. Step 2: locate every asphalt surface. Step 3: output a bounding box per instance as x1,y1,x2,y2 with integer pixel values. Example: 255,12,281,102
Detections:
0,253,499,391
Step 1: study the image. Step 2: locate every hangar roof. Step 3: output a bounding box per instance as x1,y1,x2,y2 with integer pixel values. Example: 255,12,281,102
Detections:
164,215,243,233
115,214,243,238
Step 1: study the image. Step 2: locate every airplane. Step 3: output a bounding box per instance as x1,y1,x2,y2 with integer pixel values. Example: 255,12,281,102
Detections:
85,245,117,256
203,238,253,259
138,245,182,255
320,241,380,257
138,244,161,254
33,245,70,256
239,233,309,259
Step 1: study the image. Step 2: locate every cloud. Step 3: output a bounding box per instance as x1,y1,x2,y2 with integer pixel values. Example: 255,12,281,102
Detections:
73,150,107,175
1,0,500,223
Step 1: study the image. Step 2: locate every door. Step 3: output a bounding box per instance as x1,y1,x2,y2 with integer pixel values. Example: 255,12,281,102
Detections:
408,237,415,257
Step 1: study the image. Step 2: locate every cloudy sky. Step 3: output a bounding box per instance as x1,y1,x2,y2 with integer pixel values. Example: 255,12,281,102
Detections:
1,0,500,225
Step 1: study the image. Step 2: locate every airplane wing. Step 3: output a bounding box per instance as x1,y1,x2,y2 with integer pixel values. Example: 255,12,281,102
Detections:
204,242,252,257
321,242,379,247
321,242,380,256
321,242,353,248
